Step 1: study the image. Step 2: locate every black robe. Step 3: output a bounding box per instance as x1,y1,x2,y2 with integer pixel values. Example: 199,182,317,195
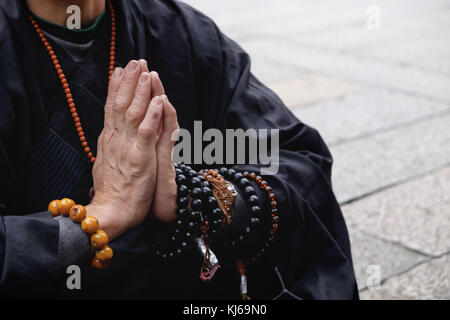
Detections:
0,0,358,299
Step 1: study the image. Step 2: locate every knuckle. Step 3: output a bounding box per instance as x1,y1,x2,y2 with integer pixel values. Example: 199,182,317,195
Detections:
137,125,155,139
125,107,140,123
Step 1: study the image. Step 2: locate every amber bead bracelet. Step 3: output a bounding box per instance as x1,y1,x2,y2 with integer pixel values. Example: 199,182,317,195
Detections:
48,198,113,269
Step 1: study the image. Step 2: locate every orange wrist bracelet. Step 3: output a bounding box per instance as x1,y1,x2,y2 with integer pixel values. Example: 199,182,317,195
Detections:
48,198,113,269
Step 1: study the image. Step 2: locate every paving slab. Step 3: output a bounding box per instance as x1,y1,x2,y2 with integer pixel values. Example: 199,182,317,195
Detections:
268,74,367,108
292,89,450,145
349,229,428,290
360,254,450,300
240,39,450,104
331,114,450,203
343,166,450,256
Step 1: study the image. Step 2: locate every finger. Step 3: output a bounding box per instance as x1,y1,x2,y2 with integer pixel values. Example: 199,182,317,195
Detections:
125,72,152,136
157,95,179,161
112,60,141,130
104,67,124,131
137,96,164,148
150,71,165,97
138,59,149,73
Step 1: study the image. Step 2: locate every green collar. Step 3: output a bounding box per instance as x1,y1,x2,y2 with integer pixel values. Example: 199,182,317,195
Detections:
30,10,106,44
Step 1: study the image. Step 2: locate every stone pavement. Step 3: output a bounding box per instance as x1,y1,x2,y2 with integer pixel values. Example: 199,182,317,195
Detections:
183,0,450,299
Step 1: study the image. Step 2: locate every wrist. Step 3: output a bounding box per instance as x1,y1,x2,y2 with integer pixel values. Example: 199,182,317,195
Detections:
85,203,125,240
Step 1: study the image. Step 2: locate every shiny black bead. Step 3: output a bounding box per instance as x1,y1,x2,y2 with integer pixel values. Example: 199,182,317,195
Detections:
177,196,189,208
191,187,202,199
175,168,183,175
201,181,210,188
250,206,261,215
239,178,250,188
233,172,244,183
187,169,197,178
187,221,197,230
189,177,201,188
178,184,189,197
198,175,206,181
202,187,212,197
191,199,203,210
176,208,188,218
207,196,218,209
227,168,236,178
176,219,183,227
250,217,260,226
211,219,222,230
185,232,193,240
170,235,177,243
244,186,256,197
173,162,179,168
189,210,202,222
248,195,259,206
176,174,187,185
176,248,183,255
219,167,228,175
211,207,222,218
161,253,168,259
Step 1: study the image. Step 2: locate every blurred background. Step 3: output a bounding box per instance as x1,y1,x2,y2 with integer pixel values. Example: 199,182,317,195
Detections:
183,0,450,299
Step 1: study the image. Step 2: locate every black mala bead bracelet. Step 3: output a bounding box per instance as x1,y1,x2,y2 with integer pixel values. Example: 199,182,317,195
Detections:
218,167,280,263
152,163,223,261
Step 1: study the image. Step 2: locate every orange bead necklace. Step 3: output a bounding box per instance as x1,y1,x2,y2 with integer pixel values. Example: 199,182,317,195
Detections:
29,0,116,163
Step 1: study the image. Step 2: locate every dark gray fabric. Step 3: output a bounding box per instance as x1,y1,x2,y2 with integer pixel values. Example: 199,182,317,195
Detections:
55,216,90,271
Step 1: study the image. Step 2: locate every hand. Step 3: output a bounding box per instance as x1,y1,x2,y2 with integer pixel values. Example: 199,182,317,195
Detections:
149,74,180,223
88,60,163,239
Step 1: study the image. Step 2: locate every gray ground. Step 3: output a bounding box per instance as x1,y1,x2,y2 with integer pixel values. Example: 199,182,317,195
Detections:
183,0,450,299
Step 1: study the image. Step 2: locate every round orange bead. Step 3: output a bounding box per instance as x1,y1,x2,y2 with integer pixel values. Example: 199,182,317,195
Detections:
48,200,61,217
91,230,109,249
91,257,109,269
59,198,75,216
69,204,87,222
81,216,99,234
95,245,113,262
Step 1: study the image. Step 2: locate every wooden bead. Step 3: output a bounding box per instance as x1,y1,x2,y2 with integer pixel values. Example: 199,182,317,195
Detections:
95,245,113,261
91,230,109,249
69,204,87,222
91,257,109,269
59,198,75,216
81,216,99,234
48,200,61,217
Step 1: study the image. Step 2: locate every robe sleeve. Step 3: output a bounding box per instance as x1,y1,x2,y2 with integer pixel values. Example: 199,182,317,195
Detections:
179,3,359,300
0,78,89,296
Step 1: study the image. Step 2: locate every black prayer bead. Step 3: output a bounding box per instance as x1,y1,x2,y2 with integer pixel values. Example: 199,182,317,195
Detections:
191,199,203,210
250,206,261,215
191,187,202,199
189,177,201,188
248,195,259,206
201,187,212,197
244,186,256,197
176,196,189,208
176,174,187,185
178,184,189,197
239,178,250,188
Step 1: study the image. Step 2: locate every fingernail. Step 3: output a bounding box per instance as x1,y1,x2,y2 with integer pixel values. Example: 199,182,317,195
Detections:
140,72,150,83
128,60,138,71
113,67,123,78
152,96,162,106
